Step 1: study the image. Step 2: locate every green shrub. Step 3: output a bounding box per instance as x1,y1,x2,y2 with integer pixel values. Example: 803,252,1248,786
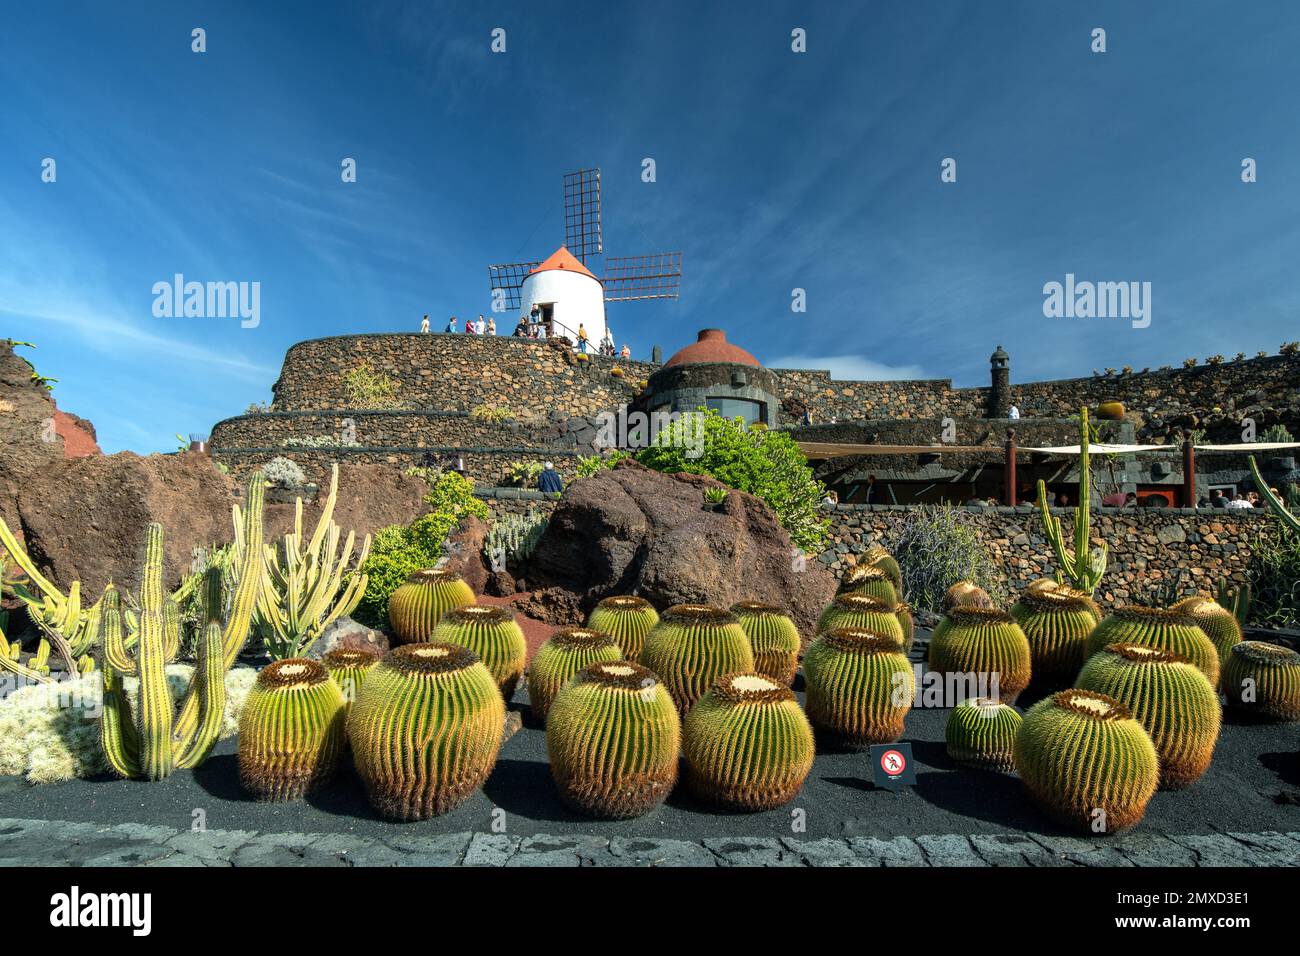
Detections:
1250,525,1300,629
502,460,543,488
634,408,828,550
576,450,631,478
470,404,511,422
344,361,400,410
354,472,488,625
892,505,1007,614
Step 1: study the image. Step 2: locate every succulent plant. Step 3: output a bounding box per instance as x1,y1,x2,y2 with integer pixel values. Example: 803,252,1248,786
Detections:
836,565,898,606
895,603,916,654
586,595,659,660
527,626,623,723
1010,584,1100,686
944,696,1021,772
432,604,527,699
942,580,995,612
238,658,347,801
815,593,906,649
861,546,903,593
639,605,754,717
386,569,476,644
1083,606,1219,687
1221,641,1300,722
929,607,1032,704
322,646,382,728
730,602,801,685
1013,689,1160,834
546,661,680,817
803,626,914,747
1075,643,1220,789
1170,596,1242,685
683,672,815,810
349,642,505,820
1036,408,1107,595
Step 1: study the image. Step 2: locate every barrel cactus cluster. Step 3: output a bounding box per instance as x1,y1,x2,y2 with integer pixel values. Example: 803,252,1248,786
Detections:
639,604,755,717
1084,605,1219,687
586,595,659,660
803,626,914,748
929,607,1032,704
945,697,1021,772
731,602,801,685
386,569,476,644
432,604,528,699
527,626,623,723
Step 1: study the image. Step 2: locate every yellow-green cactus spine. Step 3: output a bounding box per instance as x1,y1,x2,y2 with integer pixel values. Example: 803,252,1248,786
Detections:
683,672,814,810
945,697,1021,772
546,661,680,818
861,546,903,593
323,646,381,710
586,595,659,660
803,627,914,748
527,626,622,723
100,475,264,780
1221,641,1300,722
1075,643,1220,789
730,602,801,685
238,658,346,801
1013,689,1159,834
432,604,527,699
349,642,505,820
386,569,476,644
1171,596,1242,685
639,604,754,717
1083,605,1219,687
929,607,1032,704
815,593,906,648
1010,585,1100,686
836,565,898,606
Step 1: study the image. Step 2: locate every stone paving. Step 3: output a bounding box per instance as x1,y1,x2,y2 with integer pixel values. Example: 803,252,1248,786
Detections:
3,817,1298,867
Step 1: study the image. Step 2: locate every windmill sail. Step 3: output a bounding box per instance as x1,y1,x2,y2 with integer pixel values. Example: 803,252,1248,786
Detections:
602,253,682,302
487,261,542,311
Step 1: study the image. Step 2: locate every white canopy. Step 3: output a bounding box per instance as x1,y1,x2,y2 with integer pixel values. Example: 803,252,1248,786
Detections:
1193,442,1300,452
1019,442,1299,456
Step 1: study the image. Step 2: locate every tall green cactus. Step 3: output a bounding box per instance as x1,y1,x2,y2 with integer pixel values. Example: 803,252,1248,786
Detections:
0,518,97,676
1037,407,1107,594
1250,455,1299,536
100,475,265,780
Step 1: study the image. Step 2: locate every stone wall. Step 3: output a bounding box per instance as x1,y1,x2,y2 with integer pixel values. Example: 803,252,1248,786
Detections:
216,447,584,487
816,503,1271,610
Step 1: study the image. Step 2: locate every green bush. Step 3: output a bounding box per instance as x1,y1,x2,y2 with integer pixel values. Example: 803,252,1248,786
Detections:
891,505,1007,614
344,361,401,410
634,408,828,550
1250,525,1300,629
576,450,630,478
354,472,488,625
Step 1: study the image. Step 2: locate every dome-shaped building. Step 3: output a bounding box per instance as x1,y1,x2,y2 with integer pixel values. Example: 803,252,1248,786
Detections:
639,329,781,426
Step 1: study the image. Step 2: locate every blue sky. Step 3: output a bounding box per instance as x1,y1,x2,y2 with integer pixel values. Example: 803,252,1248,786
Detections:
2,1,1298,453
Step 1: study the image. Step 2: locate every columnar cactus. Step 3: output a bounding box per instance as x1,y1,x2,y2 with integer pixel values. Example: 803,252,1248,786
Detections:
1084,606,1219,687
683,672,815,810
929,607,1032,704
803,626,914,747
815,594,906,648
945,697,1022,772
432,604,527,699
238,658,347,801
1076,643,1221,788
1010,585,1100,686
836,565,898,606
1171,596,1242,683
527,626,623,723
1013,689,1160,834
1035,407,1108,595
639,605,754,717
1221,641,1300,722
349,642,505,820
585,595,659,660
100,476,265,781
546,661,681,818
730,602,801,685
386,569,475,644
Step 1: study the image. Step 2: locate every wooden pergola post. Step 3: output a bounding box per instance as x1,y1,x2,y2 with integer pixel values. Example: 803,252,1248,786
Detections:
1004,428,1018,506
1182,430,1197,508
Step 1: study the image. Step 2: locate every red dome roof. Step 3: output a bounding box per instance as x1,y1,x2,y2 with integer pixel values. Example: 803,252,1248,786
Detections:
663,329,760,368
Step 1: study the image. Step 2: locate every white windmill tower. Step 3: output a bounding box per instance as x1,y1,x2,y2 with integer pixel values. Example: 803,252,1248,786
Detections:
488,168,682,350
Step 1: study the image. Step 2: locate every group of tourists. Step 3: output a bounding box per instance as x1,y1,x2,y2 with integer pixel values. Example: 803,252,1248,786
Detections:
423,314,496,336
422,309,632,359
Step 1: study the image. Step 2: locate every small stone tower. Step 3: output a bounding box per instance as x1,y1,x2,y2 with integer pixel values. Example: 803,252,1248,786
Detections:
988,345,1011,418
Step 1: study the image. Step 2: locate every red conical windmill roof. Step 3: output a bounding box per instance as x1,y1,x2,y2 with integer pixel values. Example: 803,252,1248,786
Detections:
528,246,598,280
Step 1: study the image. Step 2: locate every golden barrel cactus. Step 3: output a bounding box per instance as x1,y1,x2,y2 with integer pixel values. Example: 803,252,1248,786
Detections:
639,605,754,717
1010,585,1100,686
929,607,1032,704
836,565,898,606
815,593,906,648
803,627,914,747
1084,605,1219,687
1221,641,1300,722
944,696,1021,772
586,595,659,660
730,602,801,685
432,604,528,699
526,626,622,723
386,569,475,644
1171,596,1242,684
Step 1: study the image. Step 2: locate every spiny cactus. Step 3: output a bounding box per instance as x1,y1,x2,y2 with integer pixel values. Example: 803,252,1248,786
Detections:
1171,596,1242,684
929,607,1032,704
323,646,382,723
803,626,914,748
527,626,622,723
100,475,265,781
238,658,346,801
1036,407,1108,595
386,569,476,644
349,642,505,820
730,602,801,685
1221,641,1300,722
1010,584,1100,686
837,565,898,606
683,672,815,810
1075,643,1220,789
861,546,903,593
432,604,527,699
1250,455,1300,536
942,580,995,612
815,594,906,648
1084,606,1219,687
546,661,680,818
639,605,754,717
945,697,1021,772
1013,689,1159,834
586,595,659,660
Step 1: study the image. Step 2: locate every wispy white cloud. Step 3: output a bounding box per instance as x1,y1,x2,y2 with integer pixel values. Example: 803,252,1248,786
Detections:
766,354,931,382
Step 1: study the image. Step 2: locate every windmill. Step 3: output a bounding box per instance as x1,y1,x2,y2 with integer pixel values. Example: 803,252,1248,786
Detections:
487,168,682,349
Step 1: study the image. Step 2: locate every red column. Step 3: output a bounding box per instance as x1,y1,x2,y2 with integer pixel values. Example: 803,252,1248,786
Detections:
1182,430,1197,507
1005,428,1018,506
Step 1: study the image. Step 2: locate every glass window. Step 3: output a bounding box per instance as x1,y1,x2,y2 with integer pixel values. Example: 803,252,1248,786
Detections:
705,397,766,425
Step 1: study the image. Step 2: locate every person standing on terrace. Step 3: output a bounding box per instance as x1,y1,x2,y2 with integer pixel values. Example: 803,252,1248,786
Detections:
445,315,457,333
621,343,631,359
420,314,430,333
577,323,589,354
487,316,496,335
538,461,564,493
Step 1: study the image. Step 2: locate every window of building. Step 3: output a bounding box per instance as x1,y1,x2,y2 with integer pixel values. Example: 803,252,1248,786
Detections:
705,396,767,425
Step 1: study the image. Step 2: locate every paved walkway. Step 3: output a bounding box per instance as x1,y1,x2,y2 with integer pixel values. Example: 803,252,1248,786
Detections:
3,817,1298,867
